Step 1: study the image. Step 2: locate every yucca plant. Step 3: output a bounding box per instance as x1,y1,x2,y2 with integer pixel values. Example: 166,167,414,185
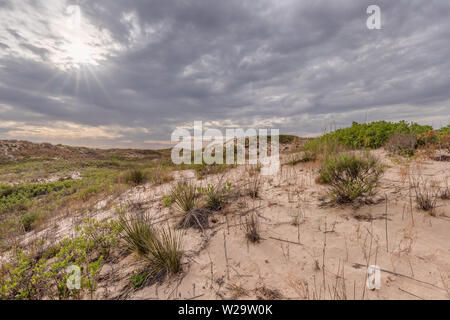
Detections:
119,213,156,255
170,181,198,213
145,225,183,277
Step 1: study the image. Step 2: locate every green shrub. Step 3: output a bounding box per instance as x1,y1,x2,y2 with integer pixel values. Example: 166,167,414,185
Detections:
162,195,172,208
319,152,384,203
305,121,433,151
200,182,232,211
0,180,75,214
125,169,146,185
0,218,120,300
21,212,39,232
130,270,149,289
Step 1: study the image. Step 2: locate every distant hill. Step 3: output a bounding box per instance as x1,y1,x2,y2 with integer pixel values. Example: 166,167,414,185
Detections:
0,140,170,162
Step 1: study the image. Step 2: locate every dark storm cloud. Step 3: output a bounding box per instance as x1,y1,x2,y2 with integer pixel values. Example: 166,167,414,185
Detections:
0,0,449,147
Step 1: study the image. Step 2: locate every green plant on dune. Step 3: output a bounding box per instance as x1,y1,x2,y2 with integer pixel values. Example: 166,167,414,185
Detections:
319,152,384,203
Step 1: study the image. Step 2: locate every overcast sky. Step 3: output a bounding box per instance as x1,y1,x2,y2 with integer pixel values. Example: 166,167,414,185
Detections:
0,0,449,148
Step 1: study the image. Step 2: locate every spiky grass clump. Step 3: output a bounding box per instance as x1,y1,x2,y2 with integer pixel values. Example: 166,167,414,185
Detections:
119,214,156,255
171,181,198,213
319,152,384,203
120,215,182,281
144,225,182,277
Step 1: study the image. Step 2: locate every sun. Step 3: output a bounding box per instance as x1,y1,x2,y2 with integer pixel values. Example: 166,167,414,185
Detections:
63,37,95,67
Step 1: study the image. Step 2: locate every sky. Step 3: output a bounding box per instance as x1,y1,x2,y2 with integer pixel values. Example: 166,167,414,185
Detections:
0,0,449,149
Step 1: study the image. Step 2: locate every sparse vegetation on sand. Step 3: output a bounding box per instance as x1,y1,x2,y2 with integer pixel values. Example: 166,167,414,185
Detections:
319,152,384,203
0,218,121,299
0,126,449,300
244,212,260,243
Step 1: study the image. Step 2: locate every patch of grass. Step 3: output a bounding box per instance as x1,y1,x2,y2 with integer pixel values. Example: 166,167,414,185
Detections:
130,270,149,289
319,152,384,203
410,177,439,214
162,195,172,208
148,166,173,185
245,173,261,199
125,169,146,185
245,212,260,243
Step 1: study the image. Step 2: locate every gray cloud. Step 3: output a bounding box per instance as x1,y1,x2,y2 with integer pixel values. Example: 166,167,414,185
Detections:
0,0,449,148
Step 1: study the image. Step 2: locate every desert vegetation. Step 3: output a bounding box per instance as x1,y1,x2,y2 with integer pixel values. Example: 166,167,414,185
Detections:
0,121,449,300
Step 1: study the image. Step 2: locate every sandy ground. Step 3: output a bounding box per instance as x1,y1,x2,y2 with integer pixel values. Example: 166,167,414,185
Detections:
12,149,450,300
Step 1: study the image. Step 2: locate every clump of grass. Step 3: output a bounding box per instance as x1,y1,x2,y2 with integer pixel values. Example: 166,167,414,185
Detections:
170,181,198,213
125,169,146,185
130,270,149,289
303,137,345,162
319,152,384,203
439,179,450,200
245,173,261,199
144,225,182,278
119,213,156,255
245,212,260,243
410,177,439,214
148,166,173,185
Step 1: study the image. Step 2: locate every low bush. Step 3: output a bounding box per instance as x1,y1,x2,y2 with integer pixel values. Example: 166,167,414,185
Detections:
305,120,433,151
386,133,417,156
410,178,439,214
319,152,384,203
0,218,121,300
148,166,173,185
125,169,146,185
